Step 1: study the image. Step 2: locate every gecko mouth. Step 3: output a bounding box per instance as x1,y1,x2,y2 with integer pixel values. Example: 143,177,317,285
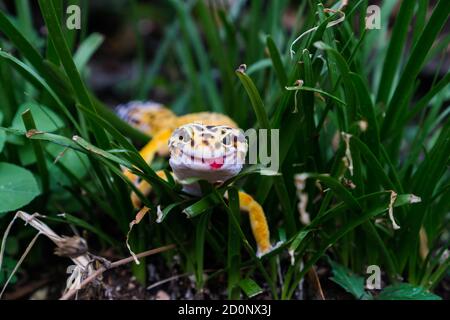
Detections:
204,156,225,169
175,149,238,170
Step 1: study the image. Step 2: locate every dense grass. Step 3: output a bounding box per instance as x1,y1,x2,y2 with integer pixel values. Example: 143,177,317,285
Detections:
0,0,449,299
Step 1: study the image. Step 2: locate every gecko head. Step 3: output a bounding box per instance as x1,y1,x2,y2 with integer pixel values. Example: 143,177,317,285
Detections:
168,123,248,185
115,100,177,135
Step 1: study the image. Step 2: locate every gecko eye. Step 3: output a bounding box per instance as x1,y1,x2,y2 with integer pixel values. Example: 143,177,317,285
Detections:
175,128,191,143
179,134,190,142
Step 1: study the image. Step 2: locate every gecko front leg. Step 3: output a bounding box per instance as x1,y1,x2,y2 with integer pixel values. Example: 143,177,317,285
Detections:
131,170,170,208
124,129,173,184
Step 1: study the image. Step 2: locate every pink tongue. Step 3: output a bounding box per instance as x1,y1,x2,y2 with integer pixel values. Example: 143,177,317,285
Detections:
206,157,224,169
209,161,223,169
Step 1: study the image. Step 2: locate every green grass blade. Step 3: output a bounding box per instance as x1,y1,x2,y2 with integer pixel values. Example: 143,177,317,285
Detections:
0,51,82,132
169,0,222,112
235,67,271,129
73,33,104,72
286,193,420,298
376,0,415,104
0,10,45,74
44,213,117,246
381,0,450,139
21,109,49,194
238,278,263,298
266,35,288,89
38,0,109,148
196,0,236,116
194,211,210,289
227,187,241,299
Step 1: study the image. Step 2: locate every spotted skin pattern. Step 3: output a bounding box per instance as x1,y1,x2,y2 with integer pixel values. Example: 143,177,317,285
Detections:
116,101,273,255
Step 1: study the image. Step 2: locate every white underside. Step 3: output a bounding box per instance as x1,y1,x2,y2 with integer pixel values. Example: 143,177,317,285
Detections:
169,157,243,196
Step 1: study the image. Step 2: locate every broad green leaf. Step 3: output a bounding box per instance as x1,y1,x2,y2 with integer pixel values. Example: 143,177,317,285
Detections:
0,162,40,214
46,143,90,181
329,260,373,300
18,142,36,166
46,160,71,190
12,103,63,132
17,141,36,167
45,143,91,190
378,283,442,300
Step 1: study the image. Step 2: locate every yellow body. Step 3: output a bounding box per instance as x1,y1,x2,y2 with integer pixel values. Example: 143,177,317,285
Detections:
118,102,273,256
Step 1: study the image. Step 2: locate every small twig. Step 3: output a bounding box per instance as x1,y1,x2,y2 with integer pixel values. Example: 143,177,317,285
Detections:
307,267,326,300
285,79,304,113
289,7,345,59
388,190,400,230
147,272,190,292
126,206,150,265
0,232,41,298
0,211,92,299
59,244,177,300
146,269,216,292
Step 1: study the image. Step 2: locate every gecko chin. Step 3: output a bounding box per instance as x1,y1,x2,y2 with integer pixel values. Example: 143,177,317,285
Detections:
169,153,243,196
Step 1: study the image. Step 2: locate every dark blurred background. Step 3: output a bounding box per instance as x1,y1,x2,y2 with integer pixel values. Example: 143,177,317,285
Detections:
1,0,448,110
